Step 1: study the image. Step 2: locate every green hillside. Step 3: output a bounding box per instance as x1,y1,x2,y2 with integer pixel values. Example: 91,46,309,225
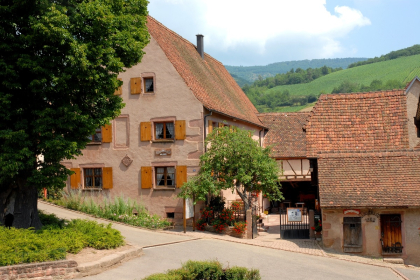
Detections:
225,57,367,83
267,54,420,98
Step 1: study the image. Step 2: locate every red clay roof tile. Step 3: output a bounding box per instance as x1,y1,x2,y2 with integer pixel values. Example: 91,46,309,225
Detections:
305,90,409,157
258,112,308,158
318,150,420,208
146,16,263,127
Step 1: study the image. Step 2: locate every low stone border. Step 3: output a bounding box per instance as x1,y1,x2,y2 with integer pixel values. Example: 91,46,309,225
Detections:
0,260,77,280
0,247,142,280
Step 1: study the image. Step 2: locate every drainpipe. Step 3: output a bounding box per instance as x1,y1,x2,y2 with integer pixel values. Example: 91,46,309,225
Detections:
203,111,212,152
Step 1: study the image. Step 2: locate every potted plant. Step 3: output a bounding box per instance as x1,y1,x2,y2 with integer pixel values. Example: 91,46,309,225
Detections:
311,218,322,240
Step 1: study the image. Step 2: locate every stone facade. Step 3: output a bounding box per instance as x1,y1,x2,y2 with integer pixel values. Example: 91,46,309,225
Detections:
64,17,266,223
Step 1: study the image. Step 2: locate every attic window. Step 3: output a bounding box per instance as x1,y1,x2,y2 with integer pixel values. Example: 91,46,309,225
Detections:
144,78,154,92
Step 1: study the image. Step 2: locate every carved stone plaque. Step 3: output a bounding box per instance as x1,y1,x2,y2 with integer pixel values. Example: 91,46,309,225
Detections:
121,155,133,167
155,149,171,156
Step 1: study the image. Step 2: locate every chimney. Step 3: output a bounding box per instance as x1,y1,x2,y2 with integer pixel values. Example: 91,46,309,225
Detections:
196,34,204,59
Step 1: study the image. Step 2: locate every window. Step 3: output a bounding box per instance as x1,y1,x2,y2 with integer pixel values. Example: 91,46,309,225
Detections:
88,128,102,142
156,167,175,187
84,168,103,188
155,122,174,140
144,77,154,92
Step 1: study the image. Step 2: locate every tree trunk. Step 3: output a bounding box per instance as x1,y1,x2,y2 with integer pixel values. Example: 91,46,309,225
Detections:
0,177,42,229
235,181,250,212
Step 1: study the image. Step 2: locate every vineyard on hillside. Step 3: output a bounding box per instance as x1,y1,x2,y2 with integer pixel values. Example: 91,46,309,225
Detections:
254,54,420,112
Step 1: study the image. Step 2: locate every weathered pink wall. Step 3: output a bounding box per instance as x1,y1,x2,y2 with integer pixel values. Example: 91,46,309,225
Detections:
322,208,420,266
66,35,264,223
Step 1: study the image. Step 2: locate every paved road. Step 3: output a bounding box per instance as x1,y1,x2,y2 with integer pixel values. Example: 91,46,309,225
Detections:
38,202,420,280
74,239,404,280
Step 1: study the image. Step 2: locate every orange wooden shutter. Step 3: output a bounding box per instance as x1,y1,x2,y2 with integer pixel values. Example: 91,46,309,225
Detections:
140,122,152,141
141,166,153,189
208,119,213,134
70,168,81,189
218,122,224,128
175,120,186,140
102,167,113,189
114,78,122,95
102,124,112,143
176,166,187,188
130,77,142,94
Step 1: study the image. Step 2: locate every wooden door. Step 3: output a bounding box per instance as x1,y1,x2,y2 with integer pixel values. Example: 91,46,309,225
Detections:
380,214,402,252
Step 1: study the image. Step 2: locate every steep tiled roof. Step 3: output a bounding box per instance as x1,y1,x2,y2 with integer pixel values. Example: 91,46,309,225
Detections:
258,113,308,158
305,90,409,157
146,16,264,127
318,150,420,208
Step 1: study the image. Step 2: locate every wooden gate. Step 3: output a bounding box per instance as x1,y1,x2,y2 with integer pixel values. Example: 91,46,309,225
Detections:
380,214,403,254
279,209,309,239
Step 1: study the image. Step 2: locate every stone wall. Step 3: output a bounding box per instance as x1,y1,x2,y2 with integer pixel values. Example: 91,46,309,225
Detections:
0,260,77,280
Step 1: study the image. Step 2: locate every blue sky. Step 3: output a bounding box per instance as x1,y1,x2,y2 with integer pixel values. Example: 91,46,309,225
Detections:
148,0,420,66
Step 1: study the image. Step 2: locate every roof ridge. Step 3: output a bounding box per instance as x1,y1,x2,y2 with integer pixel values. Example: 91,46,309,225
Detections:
319,89,405,100
147,15,225,67
257,112,309,116
318,149,420,158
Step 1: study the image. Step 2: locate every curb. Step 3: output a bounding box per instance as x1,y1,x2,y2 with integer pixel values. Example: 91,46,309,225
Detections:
76,245,143,277
39,200,420,279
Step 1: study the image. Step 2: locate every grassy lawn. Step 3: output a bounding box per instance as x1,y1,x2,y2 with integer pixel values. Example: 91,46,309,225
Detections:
0,212,124,266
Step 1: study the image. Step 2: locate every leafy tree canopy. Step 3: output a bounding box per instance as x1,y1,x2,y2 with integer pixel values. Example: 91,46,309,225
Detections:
0,0,149,228
178,126,283,211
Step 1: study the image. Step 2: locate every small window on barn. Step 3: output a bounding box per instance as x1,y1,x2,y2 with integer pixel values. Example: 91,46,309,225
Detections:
343,217,362,253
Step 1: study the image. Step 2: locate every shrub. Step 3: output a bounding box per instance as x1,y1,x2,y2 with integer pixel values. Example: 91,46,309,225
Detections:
212,219,227,233
195,218,207,231
143,261,260,280
51,191,172,229
0,211,124,266
232,221,247,235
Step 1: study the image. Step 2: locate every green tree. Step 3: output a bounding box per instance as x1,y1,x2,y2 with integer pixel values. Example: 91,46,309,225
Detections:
178,127,283,211
0,0,149,228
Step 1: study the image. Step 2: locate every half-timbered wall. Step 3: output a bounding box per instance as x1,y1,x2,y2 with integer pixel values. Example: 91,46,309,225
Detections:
279,159,311,181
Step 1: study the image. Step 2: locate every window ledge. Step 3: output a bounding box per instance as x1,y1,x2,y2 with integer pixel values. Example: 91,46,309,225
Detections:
86,142,102,145
152,139,175,143
143,92,155,96
82,188,103,191
154,187,176,191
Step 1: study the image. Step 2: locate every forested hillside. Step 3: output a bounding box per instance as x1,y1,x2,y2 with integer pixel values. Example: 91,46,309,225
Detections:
225,57,367,83
348,44,420,68
244,54,420,113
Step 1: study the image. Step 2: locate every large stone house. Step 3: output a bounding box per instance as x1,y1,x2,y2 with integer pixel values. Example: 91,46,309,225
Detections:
63,16,266,223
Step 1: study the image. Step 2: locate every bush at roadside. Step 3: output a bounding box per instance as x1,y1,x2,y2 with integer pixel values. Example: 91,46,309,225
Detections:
0,211,124,266
49,192,172,230
143,260,261,280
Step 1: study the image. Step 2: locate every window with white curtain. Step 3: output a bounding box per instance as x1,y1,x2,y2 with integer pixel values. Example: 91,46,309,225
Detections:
156,167,175,187
155,122,174,139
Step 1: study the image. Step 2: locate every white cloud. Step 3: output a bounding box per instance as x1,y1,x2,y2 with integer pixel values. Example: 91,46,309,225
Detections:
201,0,370,54
149,0,371,64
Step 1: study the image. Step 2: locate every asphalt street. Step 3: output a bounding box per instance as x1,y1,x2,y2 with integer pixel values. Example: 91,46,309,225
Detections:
38,201,420,280
74,239,404,280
